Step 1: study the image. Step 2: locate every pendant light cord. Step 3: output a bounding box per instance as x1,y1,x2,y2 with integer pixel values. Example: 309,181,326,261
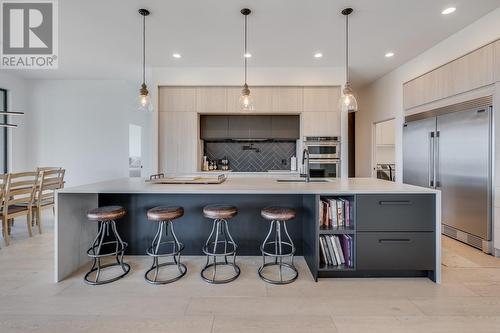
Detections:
142,13,146,85
244,13,248,85
345,13,349,83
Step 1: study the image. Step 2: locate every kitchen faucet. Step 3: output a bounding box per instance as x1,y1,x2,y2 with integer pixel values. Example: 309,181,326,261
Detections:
302,148,310,183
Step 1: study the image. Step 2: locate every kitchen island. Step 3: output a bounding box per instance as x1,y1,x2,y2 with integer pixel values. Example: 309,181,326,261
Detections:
55,176,441,283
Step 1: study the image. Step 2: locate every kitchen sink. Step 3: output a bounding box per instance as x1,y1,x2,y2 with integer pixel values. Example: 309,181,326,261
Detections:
276,178,332,183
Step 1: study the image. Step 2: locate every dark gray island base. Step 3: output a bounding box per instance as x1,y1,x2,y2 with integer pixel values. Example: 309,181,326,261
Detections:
55,177,440,283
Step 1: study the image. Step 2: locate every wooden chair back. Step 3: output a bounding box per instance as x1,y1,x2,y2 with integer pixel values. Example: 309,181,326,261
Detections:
36,169,61,206
36,167,65,189
0,173,6,211
3,172,38,213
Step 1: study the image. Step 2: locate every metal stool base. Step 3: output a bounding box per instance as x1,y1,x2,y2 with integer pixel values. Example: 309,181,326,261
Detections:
145,262,187,285
84,220,130,285
201,262,240,284
201,218,240,284
84,262,131,285
258,219,298,284
145,220,186,285
258,262,298,285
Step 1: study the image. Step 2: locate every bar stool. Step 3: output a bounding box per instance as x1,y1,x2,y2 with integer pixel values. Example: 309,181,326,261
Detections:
201,204,240,284
258,206,298,284
84,206,130,285
145,206,187,284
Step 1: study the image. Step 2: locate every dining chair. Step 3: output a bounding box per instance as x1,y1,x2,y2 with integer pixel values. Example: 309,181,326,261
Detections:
1,172,38,246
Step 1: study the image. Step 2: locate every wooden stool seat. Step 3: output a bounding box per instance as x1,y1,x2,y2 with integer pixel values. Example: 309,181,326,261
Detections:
87,206,126,221
261,206,296,221
203,204,237,220
147,206,184,221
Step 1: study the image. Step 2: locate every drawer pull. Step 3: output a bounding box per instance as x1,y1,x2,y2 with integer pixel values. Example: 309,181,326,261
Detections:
378,239,412,244
378,200,411,205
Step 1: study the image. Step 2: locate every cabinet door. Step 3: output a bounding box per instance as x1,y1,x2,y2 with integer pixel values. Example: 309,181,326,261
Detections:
196,87,226,113
159,112,198,173
200,115,228,140
450,44,494,96
158,87,196,112
493,40,500,82
303,87,339,112
271,115,300,139
273,87,303,112
251,87,274,112
227,115,250,139
248,116,272,139
302,111,340,136
226,87,242,113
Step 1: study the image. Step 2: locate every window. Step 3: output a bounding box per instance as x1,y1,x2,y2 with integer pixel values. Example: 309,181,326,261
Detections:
0,89,7,173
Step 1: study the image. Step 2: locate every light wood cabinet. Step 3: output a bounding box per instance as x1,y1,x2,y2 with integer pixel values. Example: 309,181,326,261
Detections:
158,87,196,112
494,40,500,83
226,87,242,113
375,120,395,146
196,87,226,113
273,87,303,112
303,87,339,112
403,43,495,110
251,87,275,112
159,112,198,173
302,111,340,137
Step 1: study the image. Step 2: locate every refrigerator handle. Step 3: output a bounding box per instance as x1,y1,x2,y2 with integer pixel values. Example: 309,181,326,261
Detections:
435,131,440,188
429,131,434,187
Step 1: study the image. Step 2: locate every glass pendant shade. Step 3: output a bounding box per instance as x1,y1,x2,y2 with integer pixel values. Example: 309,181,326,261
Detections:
138,83,153,112
239,84,255,111
339,83,358,113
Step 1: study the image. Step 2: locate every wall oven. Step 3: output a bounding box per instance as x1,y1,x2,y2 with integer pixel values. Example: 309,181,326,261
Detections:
304,136,341,178
303,136,340,159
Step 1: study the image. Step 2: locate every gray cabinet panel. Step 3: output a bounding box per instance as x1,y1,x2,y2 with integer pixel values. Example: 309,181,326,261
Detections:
272,115,300,139
357,232,435,270
200,115,228,140
357,194,435,232
228,116,251,139
248,116,272,139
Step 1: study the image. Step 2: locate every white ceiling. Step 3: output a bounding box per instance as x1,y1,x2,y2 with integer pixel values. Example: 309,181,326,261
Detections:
5,0,500,86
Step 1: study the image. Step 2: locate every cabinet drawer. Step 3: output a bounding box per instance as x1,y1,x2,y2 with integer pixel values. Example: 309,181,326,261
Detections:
357,232,435,270
356,194,435,232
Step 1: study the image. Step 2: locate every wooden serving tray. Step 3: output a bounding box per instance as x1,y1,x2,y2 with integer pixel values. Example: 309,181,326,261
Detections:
146,174,226,184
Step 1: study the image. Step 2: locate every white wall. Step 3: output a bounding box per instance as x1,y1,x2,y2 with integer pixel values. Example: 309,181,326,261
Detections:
356,7,500,180
0,71,31,172
28,80,154,186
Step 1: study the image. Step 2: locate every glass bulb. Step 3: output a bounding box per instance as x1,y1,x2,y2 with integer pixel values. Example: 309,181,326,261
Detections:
338,84,358,113
239,93,255,111
138,93,153,112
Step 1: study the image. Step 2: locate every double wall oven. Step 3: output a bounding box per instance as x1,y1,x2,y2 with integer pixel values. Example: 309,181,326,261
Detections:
303,136,340,178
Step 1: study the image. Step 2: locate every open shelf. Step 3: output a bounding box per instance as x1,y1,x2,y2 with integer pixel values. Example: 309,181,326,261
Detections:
318,263,355,272
319,225,355,235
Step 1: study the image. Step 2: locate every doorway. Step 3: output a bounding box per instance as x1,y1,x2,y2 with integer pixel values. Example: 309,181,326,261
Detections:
373,119,395,181
129,124,142,177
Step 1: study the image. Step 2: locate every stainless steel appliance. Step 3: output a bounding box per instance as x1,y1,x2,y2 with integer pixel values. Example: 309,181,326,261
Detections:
303,136,341,178
303,136,340,159
403,97,492,253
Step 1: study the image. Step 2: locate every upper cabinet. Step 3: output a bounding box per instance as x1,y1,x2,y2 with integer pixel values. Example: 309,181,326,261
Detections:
302,111,340,137
273,87,303,112
158,87,196,112
271,115,300,139
303,87,339,112
495,39,500,83
403,43,495,110
225,87,303,113
196,87,226,113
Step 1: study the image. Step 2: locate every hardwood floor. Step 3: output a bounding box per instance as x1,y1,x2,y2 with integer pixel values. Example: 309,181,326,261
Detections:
1,214,500,332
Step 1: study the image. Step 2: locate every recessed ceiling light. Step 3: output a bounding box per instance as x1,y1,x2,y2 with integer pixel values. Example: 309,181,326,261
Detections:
244,53,252,58
385,52,395,58
172,53,182,58
314,52,323,58
441,7,456,15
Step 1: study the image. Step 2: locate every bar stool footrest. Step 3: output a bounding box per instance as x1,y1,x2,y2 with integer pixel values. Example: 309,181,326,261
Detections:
258,262,298,285
200,262,241,284
145,262,187,285
84,262,131,285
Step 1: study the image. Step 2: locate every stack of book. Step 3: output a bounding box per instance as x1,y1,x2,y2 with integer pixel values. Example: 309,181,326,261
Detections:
319,234,353,268
319,197,352,229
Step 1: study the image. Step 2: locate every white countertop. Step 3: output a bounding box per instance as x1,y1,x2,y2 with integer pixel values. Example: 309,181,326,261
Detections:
58,176,439,195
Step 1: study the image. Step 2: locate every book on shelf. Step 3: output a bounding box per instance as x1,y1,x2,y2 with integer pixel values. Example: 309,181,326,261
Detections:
319,197,351,229
319,234,354,268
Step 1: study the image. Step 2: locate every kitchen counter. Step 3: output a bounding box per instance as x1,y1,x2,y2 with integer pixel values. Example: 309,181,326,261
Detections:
58,176,438,195
55,176,441,283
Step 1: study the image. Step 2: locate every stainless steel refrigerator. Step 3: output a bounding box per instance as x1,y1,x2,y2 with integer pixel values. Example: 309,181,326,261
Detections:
403,97,493,253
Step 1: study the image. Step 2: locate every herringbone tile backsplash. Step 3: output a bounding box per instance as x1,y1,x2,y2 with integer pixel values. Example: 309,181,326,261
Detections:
204,141,296,172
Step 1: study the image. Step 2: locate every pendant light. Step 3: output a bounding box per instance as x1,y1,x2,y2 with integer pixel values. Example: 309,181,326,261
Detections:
339,8,358,113
239,8,254,111
138,8,153,112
